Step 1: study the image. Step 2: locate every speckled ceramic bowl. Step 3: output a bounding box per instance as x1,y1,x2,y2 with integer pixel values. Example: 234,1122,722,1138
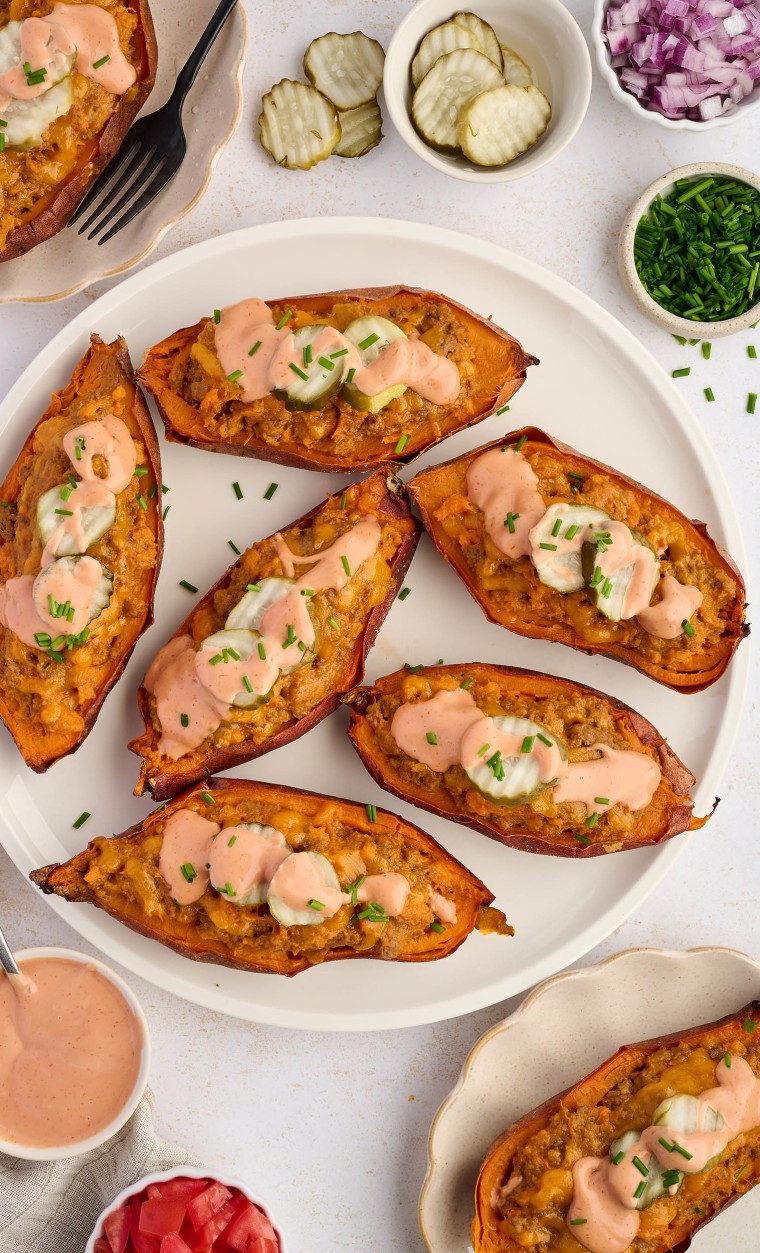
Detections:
619,162,760,338
86,1166,288,1253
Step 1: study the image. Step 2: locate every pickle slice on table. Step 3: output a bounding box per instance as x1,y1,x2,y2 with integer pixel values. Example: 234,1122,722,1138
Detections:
411,19,485,88
453,11,504,69
304,31,385,110
412,49,504,153
334,100,383,157
458,84,551,166
258,79,340,170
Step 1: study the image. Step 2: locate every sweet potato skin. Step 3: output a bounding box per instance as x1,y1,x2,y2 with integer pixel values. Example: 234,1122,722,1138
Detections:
345,663,708,858
30,775,512,976
473,1001,760,1253
409,427,748,693
137,285,538,472
0,334,163,770
129,470,420,800
1,0,157,262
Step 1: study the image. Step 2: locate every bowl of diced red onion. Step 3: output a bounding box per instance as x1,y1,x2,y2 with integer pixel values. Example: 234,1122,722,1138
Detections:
592,0,760,127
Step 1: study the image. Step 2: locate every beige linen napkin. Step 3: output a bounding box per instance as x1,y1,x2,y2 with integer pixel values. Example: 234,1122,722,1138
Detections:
0,1089,203,1253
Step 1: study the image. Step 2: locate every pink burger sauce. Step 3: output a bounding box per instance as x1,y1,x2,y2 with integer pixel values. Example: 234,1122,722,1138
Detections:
0,957,142,1149
466,446,702,638
213,298,460,406
390,688,661,815
567,1056,760,1253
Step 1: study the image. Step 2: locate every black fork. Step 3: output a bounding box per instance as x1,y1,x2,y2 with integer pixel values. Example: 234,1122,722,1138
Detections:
69,0,239,246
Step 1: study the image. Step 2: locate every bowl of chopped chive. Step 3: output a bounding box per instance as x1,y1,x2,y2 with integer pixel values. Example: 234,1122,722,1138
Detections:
619,162,760,337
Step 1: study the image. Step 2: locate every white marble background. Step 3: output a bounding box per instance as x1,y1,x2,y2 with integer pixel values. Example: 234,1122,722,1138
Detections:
1,1,760,1249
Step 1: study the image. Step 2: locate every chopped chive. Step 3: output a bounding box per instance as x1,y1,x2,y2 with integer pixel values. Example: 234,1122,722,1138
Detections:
743,1017,757,1033
570,1218,588,1226
341,555,351,577
513,435,527,452
568,473,584,484
682,619,696,637
725,1051,732,1068
672,1142,693,1161
405,663,423,674
659,1138,675,1152
207,654,223,665
366,803,377,823
539,542,557,551
704,387,715,402
134,466,149,476
248,340,262,357
136,494,147,510
258,641,266,660
504,511,520,533
213,309,221,323
672,367,691,378
521,735,535,754
228,539,241,555
232,481,243,500
328,615,339,630
672,335,687,345
242,676,253,693
300,588,315,597
200,791,215,805
339,491,348,512
748,345,757,359
748,393,757,414
358,332,379,350
574,833,592,845
226,835,237,848
460,677,473,689
264,482,278,500
72,811,90,829
346,367,356,385
180,713,189,727
161,484,170,494
602,577,613,599
276,310,293,329
179,580,198,593
398,586,411,601
307,899,325,911
426,732,438,745
226,647,240,661
395,434,410,454
585,812,600,828
247,583,262,591
701,342,712,359
54,508,73,516
565,524,579,540
180,862,197,883
162,505,170,520
317,356,334,371
634,1182,647,1199
632,1157,649,1178
303,343,312,367
537,733,553,747
736,1165,748,1181
694,1208,705,1215
330,348,348,359
224,882,236,896
288,363,308,381
74,437,84,460
430,921,446,934
148,482,158,499
611,1151,626,1166
284,624,296,647
594,797,610,806
477,743,490,757
297,640,307,652
486,750,505,781
551,518,562,537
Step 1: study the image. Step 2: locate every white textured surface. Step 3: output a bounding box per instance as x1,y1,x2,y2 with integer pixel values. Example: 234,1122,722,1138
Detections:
0,0,759,1249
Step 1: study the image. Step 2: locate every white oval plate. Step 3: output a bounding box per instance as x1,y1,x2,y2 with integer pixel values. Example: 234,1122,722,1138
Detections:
0,0,247,304
420,946,760,1253
0,217,749,1030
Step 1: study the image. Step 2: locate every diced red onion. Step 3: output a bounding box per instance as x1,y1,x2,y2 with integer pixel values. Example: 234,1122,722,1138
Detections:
603,0,760,117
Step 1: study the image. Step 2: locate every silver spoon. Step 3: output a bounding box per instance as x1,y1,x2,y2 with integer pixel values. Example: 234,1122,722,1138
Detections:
0,921,32,993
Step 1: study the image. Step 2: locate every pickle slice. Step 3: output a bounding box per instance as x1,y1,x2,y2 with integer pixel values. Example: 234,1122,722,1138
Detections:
32,557,113,632
334,100,383,158
608,1131,683,1210
412,49,504,154
37,482,116,557
453,12,504,69
209,823,291,906
267,852,341,927
458,84,551,166
582,528,659,623
341,315,408,413
273,325,347,411
304,31,384,110
465,715,566,806
258,79,340,170
529,504,611,594
501,44,534,88
411,19,484,88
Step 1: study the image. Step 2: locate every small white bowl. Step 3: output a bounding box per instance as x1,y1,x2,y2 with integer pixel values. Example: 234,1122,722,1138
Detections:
86,1166,289,1253
0,947,150,1162
383,0,592,183
619,161,760,338
592,0,760,131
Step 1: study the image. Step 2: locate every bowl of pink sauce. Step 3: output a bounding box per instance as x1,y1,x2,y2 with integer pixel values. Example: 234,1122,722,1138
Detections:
0,946,150,1161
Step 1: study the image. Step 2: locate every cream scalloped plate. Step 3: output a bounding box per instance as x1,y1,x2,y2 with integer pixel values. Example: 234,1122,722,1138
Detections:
420,947,760,1252
0,0,247,304
0,219,750,1030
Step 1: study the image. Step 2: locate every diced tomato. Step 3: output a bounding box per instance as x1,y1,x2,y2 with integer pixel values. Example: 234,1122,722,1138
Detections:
223,1201,277,1250
103,1204,131,1253
131,1196,161,1253
154,1179,209,1200
250,1240,279,1253
187,1183,232,1232
140,1197,188,1238
94,1239,112,1253
159,1237,193,1253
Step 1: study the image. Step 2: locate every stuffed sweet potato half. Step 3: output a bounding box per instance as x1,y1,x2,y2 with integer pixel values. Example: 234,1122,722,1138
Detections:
0,0,157,262
130,469,420,800
137,286,537,472
31,776,513,975
0,334,162,770
345,664,706,857
473,1001,760,1253
409,429,747,692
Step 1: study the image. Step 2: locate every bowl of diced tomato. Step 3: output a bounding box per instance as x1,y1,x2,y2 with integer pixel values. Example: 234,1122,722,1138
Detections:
86,1167,286,1253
